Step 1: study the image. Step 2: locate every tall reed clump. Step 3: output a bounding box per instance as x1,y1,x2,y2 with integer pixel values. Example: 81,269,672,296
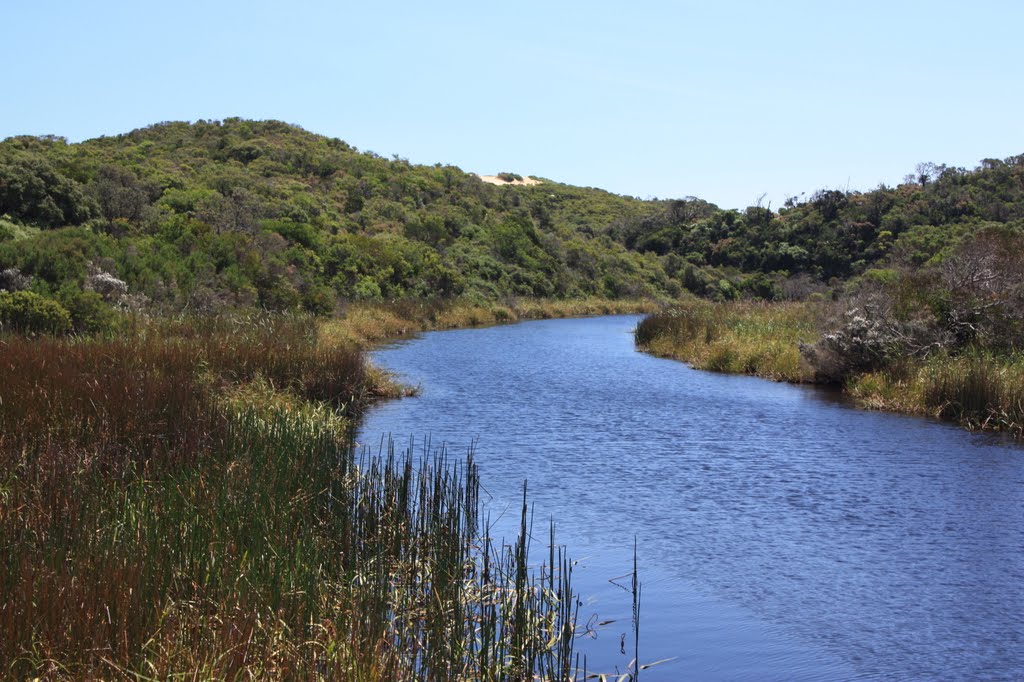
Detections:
848,351,1024,436
147,314,378,405
0,315,585,679
635,301,819,382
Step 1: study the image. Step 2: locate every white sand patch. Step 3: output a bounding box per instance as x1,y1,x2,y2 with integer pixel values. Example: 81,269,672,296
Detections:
476,174,543,186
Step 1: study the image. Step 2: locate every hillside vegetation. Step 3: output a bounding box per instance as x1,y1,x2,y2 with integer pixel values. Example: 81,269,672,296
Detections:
3,118,1022,332
0,119,676,328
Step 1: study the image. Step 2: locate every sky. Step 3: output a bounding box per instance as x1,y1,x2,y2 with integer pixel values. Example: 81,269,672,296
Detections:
2,0,1022,210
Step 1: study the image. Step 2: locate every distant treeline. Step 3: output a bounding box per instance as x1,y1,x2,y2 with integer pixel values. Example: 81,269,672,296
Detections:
2,118,1023,331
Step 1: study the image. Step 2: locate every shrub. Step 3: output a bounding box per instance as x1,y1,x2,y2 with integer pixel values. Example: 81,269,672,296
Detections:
0,290,72,334
0,266,31,291
799,296,948,382
258,277,301,311
301,283,336,315
84,263,129,301
353,275,382,300
58,288,119,334
800,306,895,382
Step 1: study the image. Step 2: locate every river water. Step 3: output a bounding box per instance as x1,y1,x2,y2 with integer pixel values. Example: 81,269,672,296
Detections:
357,315,1024,680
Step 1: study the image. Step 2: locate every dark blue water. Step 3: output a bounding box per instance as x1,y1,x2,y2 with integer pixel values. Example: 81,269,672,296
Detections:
358,315,1024,680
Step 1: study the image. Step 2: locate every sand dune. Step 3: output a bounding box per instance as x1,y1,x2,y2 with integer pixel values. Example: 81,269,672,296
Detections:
476,174,542,186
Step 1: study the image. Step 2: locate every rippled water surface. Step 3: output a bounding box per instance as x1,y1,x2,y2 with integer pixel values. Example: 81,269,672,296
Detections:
358,315,1024,680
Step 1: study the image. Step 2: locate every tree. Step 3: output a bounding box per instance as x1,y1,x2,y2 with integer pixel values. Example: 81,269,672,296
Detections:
0,156,94,228
90,165,152,226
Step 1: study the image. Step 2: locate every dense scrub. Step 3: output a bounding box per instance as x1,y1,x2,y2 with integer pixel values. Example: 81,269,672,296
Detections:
0,120,680,323
3,119,1022,329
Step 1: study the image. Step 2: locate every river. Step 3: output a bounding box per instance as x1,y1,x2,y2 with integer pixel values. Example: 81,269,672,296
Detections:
357,315,1024,680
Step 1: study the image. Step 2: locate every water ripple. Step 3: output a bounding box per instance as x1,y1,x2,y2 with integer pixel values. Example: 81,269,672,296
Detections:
360,315,1024,680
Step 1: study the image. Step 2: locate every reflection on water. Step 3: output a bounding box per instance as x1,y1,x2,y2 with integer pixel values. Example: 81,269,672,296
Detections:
359,315,1024,680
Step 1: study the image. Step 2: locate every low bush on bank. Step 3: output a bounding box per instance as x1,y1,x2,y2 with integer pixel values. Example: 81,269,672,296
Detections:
0,289,73,334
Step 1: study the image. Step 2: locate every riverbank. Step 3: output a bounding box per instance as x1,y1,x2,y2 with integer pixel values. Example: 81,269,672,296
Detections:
634,301,818,382
635,302,1024,438
325,296,662,347
0,298,653,679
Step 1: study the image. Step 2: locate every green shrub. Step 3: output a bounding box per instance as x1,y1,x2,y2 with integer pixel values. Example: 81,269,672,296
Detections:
261,218,322,249
301,283,336,315
0,290,73,334
353,275,382,300
58,288,119,334
259,277,302,311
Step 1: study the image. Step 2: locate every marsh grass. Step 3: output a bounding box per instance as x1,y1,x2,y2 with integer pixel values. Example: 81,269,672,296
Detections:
0,313,599,679
635,302,818,382
849,352,1024,436
636,302,1024,438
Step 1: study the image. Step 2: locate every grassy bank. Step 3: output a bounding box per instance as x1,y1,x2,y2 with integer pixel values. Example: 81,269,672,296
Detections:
848,353,1024,438
1,309,631,679
635,302,1024,437
326,296,661,347
634,301,818,382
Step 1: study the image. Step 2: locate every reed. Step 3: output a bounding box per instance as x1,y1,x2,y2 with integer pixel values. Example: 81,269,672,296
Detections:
849,351,1024,436
635,301,818,382
0,315,597,679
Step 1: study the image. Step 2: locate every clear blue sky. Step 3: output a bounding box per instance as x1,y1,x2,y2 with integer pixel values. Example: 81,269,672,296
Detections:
3,0,1022,209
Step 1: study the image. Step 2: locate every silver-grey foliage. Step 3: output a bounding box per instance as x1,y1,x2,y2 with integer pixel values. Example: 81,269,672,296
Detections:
0,267,31,292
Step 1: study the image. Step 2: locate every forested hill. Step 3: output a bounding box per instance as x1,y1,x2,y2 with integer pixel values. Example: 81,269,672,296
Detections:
1,118,1023,329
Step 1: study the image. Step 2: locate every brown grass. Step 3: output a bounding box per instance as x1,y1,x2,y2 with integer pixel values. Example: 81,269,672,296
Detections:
0,308,608,678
